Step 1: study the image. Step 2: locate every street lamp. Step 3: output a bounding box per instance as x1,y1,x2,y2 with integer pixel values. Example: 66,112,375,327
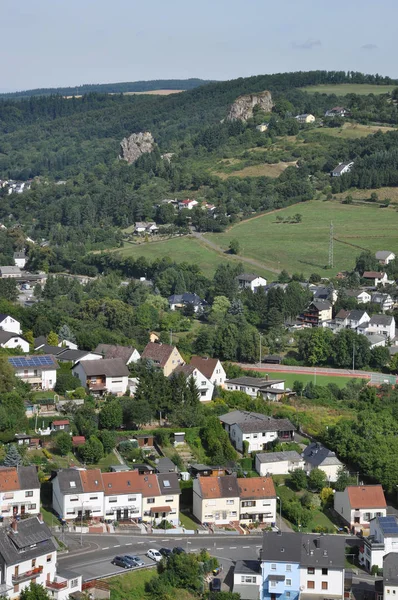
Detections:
80,500,89,546
276,496,282,531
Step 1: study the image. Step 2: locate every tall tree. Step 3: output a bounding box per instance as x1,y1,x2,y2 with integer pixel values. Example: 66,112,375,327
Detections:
3,444,22,467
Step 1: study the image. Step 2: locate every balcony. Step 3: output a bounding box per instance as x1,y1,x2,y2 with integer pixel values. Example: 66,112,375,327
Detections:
12,566,43,584
46,578,68,591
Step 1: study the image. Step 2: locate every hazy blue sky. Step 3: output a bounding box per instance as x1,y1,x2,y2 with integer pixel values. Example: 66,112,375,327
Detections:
2,0,396,91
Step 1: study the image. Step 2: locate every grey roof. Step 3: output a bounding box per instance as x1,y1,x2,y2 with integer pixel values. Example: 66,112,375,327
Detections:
156,457,178,474
332,161,353,175
17,466,40,490
0,313,14,323
168,292,206,306
302,443,342,468
219,410,295,434
34,335,47,348
55,468,84,494
157,472,181,495
94,344,137,363
236,273,259,282
261,532,345,568
347,310,367,322
36,344,63,355
311,300,332,311
371,293,391,303
13,251,26,259
0,331,26,344
56,567,82,581
234,560,261,575
377,516,398,537
225,377,285,389
0,517,56,566
367,334,386,345
369,315,394,326
0,266,21,274
384,553,398,586
57,349,100,362
376,251,394,260
256,451,303,464
232,584,260,600
76,358,129,377
219,475,240,498
345,289,368,298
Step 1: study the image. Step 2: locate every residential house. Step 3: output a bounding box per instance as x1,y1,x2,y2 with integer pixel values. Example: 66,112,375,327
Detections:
141,342,185,376
358,315,396,340
236,274,268,292
51,420,70,433
260,531,346,600
381,553,398,600
0,267,21,279
55,349,103,364
299,300,332,327
178,199,198,210
371,293,394,313
256,123,269,132
224,377,287,402
376,251,395,265
102,471,142,521
52,468,105,521
324,309,369,334
325,106,350,117
8,355,59,390
193,475,240,525
367,334,388,349
302,442,343,482
173,364,214,402
344,289,372,304
255,451,305,477
233,560,262,600
295,114,316,124
332,161,354,177
238,476,277,524
0,466,40,518
0,331,29,353
141,472,180,526
168,292,207,313
134,221,159,235
359,516,398,572
94,344,140,365
190,356,226,387
0,516,81,600
311,285,338,304
363,271,389,286
13,252,26,269
219,410,295,453
72,358,129,396
334,485,387,533
0,315,21,335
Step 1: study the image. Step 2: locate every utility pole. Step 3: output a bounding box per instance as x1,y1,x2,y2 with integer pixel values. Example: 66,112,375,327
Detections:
259,333,263,365
352,343,355,372
328,222,334,269
170,329,173,345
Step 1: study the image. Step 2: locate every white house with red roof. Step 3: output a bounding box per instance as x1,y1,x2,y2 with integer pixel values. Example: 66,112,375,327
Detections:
334,485,387,533
178,199,198,210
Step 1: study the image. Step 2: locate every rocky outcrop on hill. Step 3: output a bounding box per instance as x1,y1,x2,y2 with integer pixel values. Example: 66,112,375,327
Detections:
226,91,273,122
119,131,155,164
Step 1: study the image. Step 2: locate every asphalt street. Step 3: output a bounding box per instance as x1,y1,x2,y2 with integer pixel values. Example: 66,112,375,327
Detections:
58,533,263,581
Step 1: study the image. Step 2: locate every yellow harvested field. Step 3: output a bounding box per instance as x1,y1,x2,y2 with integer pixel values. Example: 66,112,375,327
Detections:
121,89,184,95
214,161,297,179
334,187,398,203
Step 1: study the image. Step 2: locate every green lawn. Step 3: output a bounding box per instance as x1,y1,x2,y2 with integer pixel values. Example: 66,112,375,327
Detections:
305,122,396,140
179,511,199,530
206,200,398,277
300,83,396,95
276,373,362,389
89,450,120,471
107,568,156,600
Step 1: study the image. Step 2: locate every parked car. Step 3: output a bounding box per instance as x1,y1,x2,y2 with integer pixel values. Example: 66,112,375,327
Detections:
211,578,222,592
159,548,172,557
146,549,162,562
124,555,145,567
111,555,134,569
172,546,185,555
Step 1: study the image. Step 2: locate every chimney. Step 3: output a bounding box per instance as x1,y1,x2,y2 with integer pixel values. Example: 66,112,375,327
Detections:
38,513,44,523
11,520,18,533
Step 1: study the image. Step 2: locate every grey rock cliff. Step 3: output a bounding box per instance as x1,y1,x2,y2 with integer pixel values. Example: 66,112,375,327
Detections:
119,131,155,164
226,91,273,122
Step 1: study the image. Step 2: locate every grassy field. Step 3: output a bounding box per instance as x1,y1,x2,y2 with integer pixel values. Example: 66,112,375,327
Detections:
334,186,398,204
300,83,397,95
115,236,274,279
272,372,359,389
107,568,156,600
213,161,296,179
205,200,398,277
305,122,396,140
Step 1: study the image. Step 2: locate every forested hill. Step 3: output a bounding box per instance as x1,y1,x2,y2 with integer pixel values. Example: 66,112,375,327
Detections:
0,78,213,99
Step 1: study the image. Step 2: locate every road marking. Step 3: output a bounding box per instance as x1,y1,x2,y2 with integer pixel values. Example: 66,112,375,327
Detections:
103,547,109,550
162,539,168,542
137,542,144,544
216,547,224,550
229,547,237,550
242,546,250,549
113,545,120,548
125,543,132,546
256,545,261,548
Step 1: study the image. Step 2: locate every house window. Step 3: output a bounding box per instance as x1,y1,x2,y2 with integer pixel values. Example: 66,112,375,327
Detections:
25,491,33,497
165,497,174,502
271,564,276,570
71,579,78,588
322,568,328,575
47,555,52,563
286,593,291,598
147,498,155,504
67,510,75,515
307,567,315,574
270,581,276,588
286,565,292,572
322,582,328,590
28,504,36,510
241,576,256,583
307,581,315,589
262,432,266,437
109,497,117,503
286,579,292,587
226,500,234,505
90,496,98,500
253,434,258,439
32,560,36,568
128,497,137,502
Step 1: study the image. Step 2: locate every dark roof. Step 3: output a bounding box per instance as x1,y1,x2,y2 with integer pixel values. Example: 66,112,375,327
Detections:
0,313,16,323
57,349,100,362
157,472,181,495
234,560,261,575
142,342,177,367
0,517,56,566
369,315,394,326
348,310,367,321
236,273,259,282
168,292,206,306
335,309,349,320
332,162,353,175
345,289,367,298
261,532,345,568
256,451,302,464
363,271,384,278
35,344,63,356
17,466,40,490
33,335,47,348
173,364,197,378
76,358,129,377
310,300,332,311
384,553,398,586
8,355,59,371
55,468,84,494
94,344,137,363
156,457,178,473
219,410,295,434
0,331,26,344
302,443,342,467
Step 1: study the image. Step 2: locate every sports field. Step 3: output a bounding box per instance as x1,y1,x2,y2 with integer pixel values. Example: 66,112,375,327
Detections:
300,83,396,95
205,200,398,277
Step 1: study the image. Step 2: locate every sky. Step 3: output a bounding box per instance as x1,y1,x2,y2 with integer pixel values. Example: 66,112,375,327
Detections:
1,0,396,92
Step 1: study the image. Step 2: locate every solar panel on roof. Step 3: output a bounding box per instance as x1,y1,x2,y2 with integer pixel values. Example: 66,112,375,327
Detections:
9,355,55,368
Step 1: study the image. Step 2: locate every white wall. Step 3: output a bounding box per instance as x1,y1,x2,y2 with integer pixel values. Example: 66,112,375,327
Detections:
142,493,180,526
0,487,40,517
0,316,21,334
334,490,386,531
231,424,278,453
52,478,105,520
192,479,238,524
2,337,29,353
104,493,142,519
5,549,57,600
105,375,128,396
190,369,214,402
42,368,57,390
127,349,141,364
211,361,226,387
240,497,277,523
256,457,305,476
299,566,344,598
304,461,341,483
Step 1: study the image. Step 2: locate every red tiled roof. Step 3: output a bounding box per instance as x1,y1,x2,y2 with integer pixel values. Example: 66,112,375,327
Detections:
53,420,70,426
80,469,104,493
347,485,386,509
72,436,86,446
237,477,276,499
0,467,19,491
363,271,384,278
142,342,176,367
102,471,161,497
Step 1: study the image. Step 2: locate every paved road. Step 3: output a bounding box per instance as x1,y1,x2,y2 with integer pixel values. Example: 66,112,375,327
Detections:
236,362,384,380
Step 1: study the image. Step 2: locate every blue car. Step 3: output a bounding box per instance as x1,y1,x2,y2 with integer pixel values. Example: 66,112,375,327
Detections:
111,555,135,569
